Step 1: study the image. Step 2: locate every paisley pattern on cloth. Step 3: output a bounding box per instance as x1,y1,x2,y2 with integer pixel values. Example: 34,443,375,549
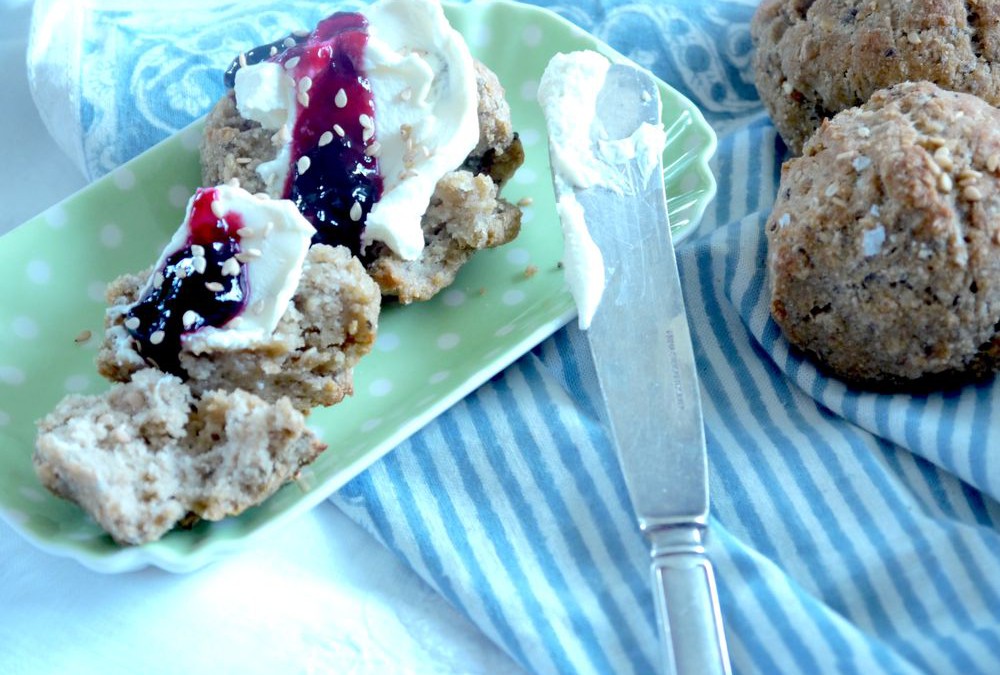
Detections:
28,1,1000,673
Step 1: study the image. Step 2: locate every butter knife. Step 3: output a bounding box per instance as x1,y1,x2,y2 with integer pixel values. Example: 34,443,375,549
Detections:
546,60,731,675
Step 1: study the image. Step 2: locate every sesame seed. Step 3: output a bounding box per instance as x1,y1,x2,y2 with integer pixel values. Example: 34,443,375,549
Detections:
74,329,92,344
362,127,374,143
182,310,200,328
292,28,310,38
778,212,791,228
192,256,207,275
365,141,382,157
927,136,947,148
175,265,190,279
333,124,345,137
269,46,279,56
335,88,348,108
939,173,953,192
517,197,534,207
205,281,224,292
852,155,871,172
238,52,248,68
297,91,310,108
836,151,855,162
153,272,164,288
963,185,983,201
988,153,1000,173
191,245,205,257
359,113,373,129
211,200,226,219
222,257,241,276
236,227,255,238
960,168,982,181
283,37,296,48
907,31,921,44
858,126,871,138
927,159,942,176
934,146,953,171
299,76,312,92
124,316,141,330
297,155,311,175
284,56,300,70
781,81,793,95
236,157,252,165
350,201,363,221
399,87,412,102
226,177,241,188
235,249,262,263
318,131,334,147
830,197,848,208
824,183,839,198
149,330,165,345
246,247,263,257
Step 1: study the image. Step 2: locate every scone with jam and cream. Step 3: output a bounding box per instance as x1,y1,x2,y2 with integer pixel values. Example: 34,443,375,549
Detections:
201,0,524,303
97,184,380,411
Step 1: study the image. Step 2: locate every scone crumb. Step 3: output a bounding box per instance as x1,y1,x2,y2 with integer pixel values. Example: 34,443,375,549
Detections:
517,197,533,207
74,330,92,345
524,265,538,279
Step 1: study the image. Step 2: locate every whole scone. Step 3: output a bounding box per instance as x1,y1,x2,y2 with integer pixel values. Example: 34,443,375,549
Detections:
751,0,1000,154
766,81,1000,388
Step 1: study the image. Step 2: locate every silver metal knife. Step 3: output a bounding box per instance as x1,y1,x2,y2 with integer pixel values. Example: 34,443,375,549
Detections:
547,61,731,675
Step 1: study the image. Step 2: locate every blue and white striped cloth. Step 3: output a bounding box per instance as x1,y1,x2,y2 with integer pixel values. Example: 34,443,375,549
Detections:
30,0,1000,672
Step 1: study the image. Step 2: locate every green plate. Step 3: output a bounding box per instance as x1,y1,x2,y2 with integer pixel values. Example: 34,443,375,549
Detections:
0,0,717,572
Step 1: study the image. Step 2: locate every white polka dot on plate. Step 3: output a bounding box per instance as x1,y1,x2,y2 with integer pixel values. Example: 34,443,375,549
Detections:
0,410,10,426
361,418,382,433
112,168,136,190
376,332,401,352
100,223,123,248
513,167,538,185
169,184,192,209
495,324,515,337
12,316,38,339
520,79,539,102
18,486,44,503
26,259,51,284
522,24,543,47
46,204,67,229
0,366,24,385
180,125,202,151
64,375,90,393
429,371,449,385
442,289,466,307
505,248,531,266
87,281,107,303
502,289,526,306
518,128,541,147
369,379,393,397
436,333,460,350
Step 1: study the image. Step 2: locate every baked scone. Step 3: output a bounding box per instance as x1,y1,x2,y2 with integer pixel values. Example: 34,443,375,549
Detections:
202,28,525,304
751,0,1000,154
34,369,324,545
98,243,379,412
766,81,1000,388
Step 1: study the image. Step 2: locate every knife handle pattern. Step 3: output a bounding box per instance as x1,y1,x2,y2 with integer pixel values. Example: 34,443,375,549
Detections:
648,526,731,675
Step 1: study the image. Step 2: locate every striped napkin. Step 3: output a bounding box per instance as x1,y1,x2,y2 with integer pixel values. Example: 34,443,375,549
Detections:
29,0,1000,673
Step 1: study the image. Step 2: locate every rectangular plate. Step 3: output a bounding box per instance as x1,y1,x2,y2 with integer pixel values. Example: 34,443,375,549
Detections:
0,0,717,572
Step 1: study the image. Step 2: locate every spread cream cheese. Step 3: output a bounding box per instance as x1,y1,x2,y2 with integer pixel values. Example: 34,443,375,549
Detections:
232,0,478,261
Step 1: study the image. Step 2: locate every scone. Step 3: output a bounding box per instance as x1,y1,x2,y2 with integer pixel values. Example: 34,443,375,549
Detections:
34,370,324,545
201,0,525,303
96,185,379,412
751,0,1000,154
766,81,1000,387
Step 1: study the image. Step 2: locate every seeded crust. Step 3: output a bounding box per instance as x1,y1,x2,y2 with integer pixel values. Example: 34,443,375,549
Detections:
34,369,325,545
97,244,380,411
766,82,1000,388
201,61,524,303
751,0,1000,155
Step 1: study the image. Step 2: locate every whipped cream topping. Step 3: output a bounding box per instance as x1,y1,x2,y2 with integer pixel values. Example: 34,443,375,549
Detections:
232,0,478,260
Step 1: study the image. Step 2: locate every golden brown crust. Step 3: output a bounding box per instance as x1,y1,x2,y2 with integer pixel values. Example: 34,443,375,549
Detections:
751,0,1000,154
766,82,1000,388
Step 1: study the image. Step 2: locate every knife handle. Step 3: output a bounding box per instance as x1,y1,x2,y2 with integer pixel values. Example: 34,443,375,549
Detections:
648,526,731,675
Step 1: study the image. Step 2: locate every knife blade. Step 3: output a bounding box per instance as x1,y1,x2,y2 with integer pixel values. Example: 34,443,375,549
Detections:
545,59,730,675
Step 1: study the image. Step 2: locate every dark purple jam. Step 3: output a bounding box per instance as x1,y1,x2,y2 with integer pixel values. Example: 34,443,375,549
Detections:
125,188,248,375
226,13,383,256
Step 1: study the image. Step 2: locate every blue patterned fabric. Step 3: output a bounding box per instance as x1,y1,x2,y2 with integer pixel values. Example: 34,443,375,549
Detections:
31,0,1000,673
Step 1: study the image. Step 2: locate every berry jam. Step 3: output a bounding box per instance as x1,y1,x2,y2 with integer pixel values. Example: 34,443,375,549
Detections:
226,13,383,255
125,188,248,375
